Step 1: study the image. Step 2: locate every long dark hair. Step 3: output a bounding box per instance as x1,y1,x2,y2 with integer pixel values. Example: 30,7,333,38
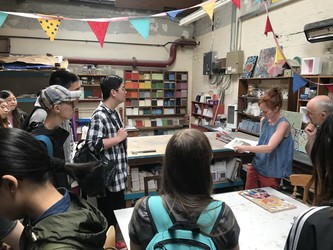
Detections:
160,129,213,213
310,114,333,205
0,98,9,128
0,128,97,185
0,90,25,128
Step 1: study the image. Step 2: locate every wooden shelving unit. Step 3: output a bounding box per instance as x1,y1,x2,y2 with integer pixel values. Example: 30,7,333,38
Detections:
190,101,224,131
237,77,297,135
296,75,333,112
124,70,188,131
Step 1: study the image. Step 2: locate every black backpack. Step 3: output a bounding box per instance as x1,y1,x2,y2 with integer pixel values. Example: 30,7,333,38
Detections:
21,106,45,132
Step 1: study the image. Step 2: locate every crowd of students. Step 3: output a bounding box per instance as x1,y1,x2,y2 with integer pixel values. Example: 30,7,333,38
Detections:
0,70,333,250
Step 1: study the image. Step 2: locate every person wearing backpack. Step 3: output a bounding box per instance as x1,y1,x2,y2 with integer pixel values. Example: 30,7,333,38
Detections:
128,129,240,250
30,84,81,189
85,75,128,250
0,128,108,249
24,69,81,163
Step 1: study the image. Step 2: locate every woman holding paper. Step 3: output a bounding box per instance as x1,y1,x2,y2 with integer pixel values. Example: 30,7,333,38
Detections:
234,87,293,189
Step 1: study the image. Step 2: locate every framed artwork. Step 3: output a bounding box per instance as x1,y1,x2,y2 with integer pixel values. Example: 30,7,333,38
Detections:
253,47,284,78
242,56,258,78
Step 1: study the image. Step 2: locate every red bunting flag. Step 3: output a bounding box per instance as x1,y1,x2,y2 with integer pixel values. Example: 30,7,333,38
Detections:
87,21,110,47
264,16,273,36
232,0,240,9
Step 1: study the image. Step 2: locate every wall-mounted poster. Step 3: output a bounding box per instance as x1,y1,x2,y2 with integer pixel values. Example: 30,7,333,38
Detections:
242,56,258,78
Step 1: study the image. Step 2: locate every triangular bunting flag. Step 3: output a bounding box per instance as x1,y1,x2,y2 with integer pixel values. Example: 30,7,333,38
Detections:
293,73,308,93
264,16,273,36
232,0,241,9
0,12,8,27
129,17,150,40
38,18,61,41
202,0,215,22
326,85,333,94
88,21,110,47
274,47,285,64
167,9,184,21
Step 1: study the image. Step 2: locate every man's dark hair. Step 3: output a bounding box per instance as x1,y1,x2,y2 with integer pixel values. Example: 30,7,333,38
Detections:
100,75,123,100
49,69,79,88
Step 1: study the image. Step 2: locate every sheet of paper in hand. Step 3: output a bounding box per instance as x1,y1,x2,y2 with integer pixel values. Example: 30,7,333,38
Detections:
239,189,297,213
224,138,258,150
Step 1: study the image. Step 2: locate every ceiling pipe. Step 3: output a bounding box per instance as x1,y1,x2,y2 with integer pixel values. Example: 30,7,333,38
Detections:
66,37,198,68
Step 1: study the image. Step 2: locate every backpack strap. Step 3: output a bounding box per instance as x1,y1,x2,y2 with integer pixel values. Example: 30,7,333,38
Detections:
148,196,173,232
197,200,222,234
35,135,53,156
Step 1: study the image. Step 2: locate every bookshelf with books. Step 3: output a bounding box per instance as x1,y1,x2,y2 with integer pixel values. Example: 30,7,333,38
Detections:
78,74,107,101
190,97,224,131
124,70,188,131
75,74,106,139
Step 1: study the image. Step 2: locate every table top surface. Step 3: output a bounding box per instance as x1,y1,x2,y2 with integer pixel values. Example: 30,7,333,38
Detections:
114,187,309,250
128,131,258,159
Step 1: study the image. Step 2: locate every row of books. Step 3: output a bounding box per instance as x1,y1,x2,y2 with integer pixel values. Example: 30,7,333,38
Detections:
126,90,188,98
238,119,260,134
128,118,185,128
124,71,188,82
126,98,187,107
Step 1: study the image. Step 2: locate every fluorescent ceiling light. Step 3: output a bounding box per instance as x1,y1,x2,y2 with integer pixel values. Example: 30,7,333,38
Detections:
179,0,231,26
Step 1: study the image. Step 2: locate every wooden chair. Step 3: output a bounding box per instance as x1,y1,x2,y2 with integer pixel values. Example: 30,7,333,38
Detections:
104,225,116,250
144,175,161,196
289,174,312,204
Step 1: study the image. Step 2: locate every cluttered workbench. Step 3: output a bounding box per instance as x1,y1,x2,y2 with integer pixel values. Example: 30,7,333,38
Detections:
125,131,258,204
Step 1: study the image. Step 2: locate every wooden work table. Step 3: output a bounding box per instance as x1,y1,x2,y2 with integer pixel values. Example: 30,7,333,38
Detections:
128,131,257,164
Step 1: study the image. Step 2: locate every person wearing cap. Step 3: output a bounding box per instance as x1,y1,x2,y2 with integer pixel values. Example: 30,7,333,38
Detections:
30,84,81,189
26,69,80,164
86,75,128,249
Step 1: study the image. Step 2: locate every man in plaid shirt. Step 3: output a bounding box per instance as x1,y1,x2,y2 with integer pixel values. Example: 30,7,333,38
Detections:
86,75,128,235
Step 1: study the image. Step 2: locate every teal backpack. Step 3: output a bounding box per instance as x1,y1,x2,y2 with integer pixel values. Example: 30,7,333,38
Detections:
146,196,222,250
35,135,53,156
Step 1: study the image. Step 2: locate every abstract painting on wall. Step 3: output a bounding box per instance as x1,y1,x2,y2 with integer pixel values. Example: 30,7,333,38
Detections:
242,56,258,78
253,47,284,78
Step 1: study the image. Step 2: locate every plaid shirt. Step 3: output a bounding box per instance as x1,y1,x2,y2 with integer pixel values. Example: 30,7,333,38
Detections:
86,102,128,192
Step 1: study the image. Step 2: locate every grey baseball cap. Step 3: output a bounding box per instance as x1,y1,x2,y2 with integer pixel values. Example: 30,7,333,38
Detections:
40,85,81,111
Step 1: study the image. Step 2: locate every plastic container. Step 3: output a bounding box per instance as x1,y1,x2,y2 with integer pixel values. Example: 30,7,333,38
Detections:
308,87,317,99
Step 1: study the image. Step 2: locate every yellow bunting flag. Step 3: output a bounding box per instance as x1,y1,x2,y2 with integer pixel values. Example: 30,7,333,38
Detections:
274,47,284,64
202,0,216,22
38,18,61,41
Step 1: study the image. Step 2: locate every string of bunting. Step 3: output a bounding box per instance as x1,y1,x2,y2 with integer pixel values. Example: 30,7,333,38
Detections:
262,1,333,94
0,0,240,46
